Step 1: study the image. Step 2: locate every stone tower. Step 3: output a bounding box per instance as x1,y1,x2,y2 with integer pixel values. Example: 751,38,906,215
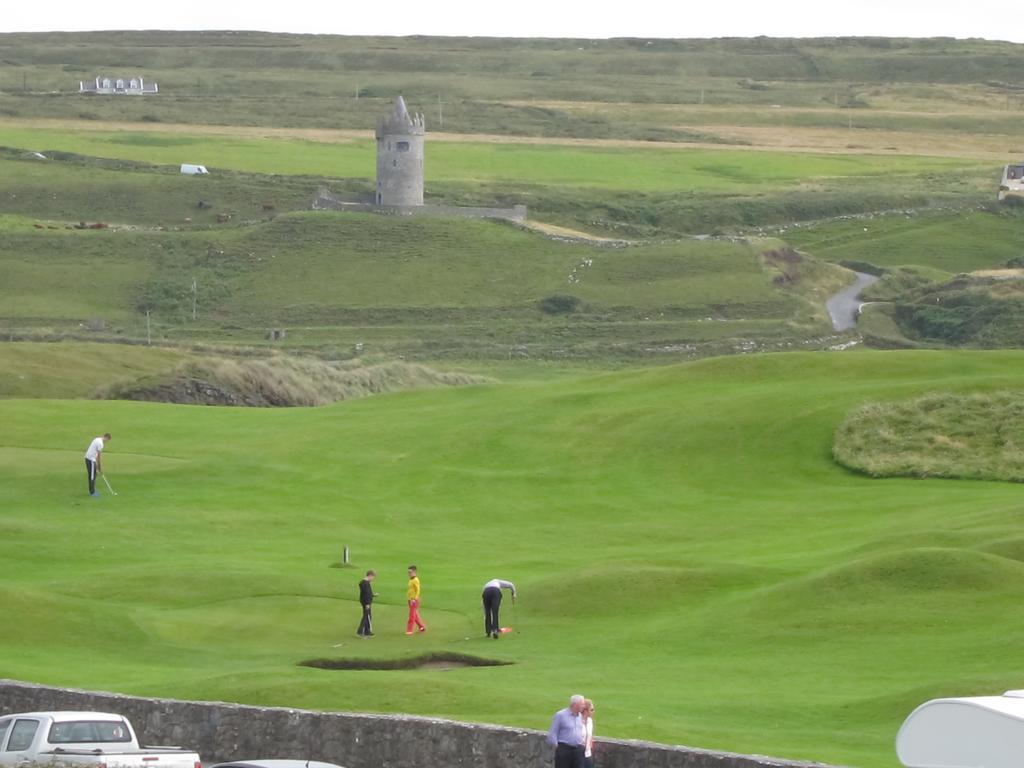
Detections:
375,95,425,206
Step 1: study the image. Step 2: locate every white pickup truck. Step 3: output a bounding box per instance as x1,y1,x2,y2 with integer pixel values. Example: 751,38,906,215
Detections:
0,712,201,768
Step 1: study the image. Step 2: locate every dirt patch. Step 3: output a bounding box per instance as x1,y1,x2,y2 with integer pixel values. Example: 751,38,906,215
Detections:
683,124,1017,160
300,652,512,671
520,220,630,244
970,269,1024,279
932,434,968,449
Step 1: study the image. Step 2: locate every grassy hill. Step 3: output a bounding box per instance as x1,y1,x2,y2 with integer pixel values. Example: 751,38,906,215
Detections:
0,342,184,399
4,350,1024,767
1,33,1023,139
0,113,1011,361
0,168,853,360
784,208,1024,275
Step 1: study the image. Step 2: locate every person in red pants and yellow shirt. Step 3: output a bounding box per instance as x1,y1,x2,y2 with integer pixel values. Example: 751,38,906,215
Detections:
405,564,427,634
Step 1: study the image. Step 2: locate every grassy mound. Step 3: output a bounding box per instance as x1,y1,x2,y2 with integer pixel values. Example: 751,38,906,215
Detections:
834,391,1024,481
0,342,185,399
101,356,492,407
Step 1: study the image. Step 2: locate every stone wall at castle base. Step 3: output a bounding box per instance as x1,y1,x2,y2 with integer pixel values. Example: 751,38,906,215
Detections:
0,680,841,768
313,190,527,223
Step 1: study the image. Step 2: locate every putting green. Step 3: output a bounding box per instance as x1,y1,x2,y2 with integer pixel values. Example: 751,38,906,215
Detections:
3,350,1024,768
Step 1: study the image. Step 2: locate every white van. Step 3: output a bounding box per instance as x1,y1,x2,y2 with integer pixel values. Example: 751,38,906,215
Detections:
180,164,209,175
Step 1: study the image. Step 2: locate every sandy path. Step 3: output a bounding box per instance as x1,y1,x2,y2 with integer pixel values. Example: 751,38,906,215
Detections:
5,117,1009,159
518,220,629,243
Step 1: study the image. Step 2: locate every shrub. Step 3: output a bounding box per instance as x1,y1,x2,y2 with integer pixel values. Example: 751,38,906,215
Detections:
538,294,581,314
838,259,886,277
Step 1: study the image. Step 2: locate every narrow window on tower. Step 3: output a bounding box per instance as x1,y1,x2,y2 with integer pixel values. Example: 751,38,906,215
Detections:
396,141,410,152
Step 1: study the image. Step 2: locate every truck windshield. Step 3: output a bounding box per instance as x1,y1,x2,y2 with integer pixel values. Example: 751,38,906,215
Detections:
48,721,132,744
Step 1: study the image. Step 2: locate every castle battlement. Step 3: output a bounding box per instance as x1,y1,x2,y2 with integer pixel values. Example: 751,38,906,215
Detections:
375,95,425,138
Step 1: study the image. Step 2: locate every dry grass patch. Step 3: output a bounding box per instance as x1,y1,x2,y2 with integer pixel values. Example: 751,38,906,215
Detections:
834,391,1024,482
681,124,1021,159
99,355,492,407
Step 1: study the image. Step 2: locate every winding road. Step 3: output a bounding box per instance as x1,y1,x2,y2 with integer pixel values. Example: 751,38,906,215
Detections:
826,271,880,331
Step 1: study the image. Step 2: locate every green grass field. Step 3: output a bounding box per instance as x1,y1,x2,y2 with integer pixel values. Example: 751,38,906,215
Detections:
4,350,1024,767
0,124,976,191
4,30,1024,768
0,200,849,359
0,342,184,399
785,209,1024,275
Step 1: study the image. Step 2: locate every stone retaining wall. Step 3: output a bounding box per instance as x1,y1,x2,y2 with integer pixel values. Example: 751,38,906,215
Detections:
312,190,527,222
0,680,839,768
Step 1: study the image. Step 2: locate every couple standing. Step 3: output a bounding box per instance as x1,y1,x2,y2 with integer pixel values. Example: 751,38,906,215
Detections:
547,694,596,768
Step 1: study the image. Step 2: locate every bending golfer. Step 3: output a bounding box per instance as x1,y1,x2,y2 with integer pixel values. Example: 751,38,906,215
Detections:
405,565,426,634
84,433,111,497
357,570,377,637
482,578,516,639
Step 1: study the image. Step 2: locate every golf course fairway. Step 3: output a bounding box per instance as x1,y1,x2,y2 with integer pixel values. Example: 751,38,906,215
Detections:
3,349,1024,768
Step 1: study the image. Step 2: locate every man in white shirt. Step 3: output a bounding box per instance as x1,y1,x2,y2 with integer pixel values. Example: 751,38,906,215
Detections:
84,433,111,497
482,578,516,639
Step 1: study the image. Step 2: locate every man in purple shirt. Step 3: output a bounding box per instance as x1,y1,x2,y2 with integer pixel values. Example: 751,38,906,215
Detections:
547,694,585,768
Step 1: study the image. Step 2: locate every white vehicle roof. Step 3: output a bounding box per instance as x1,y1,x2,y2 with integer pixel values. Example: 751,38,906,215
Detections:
1,712,128,722
897,691,1024,768
209,761,344,768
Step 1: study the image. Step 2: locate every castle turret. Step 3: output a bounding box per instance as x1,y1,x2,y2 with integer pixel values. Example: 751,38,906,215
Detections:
375,95,425,207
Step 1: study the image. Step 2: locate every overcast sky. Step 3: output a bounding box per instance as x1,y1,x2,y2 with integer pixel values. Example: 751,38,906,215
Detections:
4,0,1024,44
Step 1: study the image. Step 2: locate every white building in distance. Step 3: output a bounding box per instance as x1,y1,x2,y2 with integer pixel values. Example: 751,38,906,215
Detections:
79,76,158,95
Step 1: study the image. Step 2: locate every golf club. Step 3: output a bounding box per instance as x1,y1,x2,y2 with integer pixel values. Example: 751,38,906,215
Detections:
101,473,118,496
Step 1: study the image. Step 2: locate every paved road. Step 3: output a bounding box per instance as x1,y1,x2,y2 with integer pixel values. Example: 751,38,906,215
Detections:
826,271,880,331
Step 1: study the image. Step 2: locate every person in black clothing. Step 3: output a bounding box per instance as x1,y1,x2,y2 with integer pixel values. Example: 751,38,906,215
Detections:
482,578,516,638
357,569,377,637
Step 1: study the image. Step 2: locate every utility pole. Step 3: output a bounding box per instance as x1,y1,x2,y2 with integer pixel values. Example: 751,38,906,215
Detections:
191,278,197,320
146,310,151,345
438,94,444,129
